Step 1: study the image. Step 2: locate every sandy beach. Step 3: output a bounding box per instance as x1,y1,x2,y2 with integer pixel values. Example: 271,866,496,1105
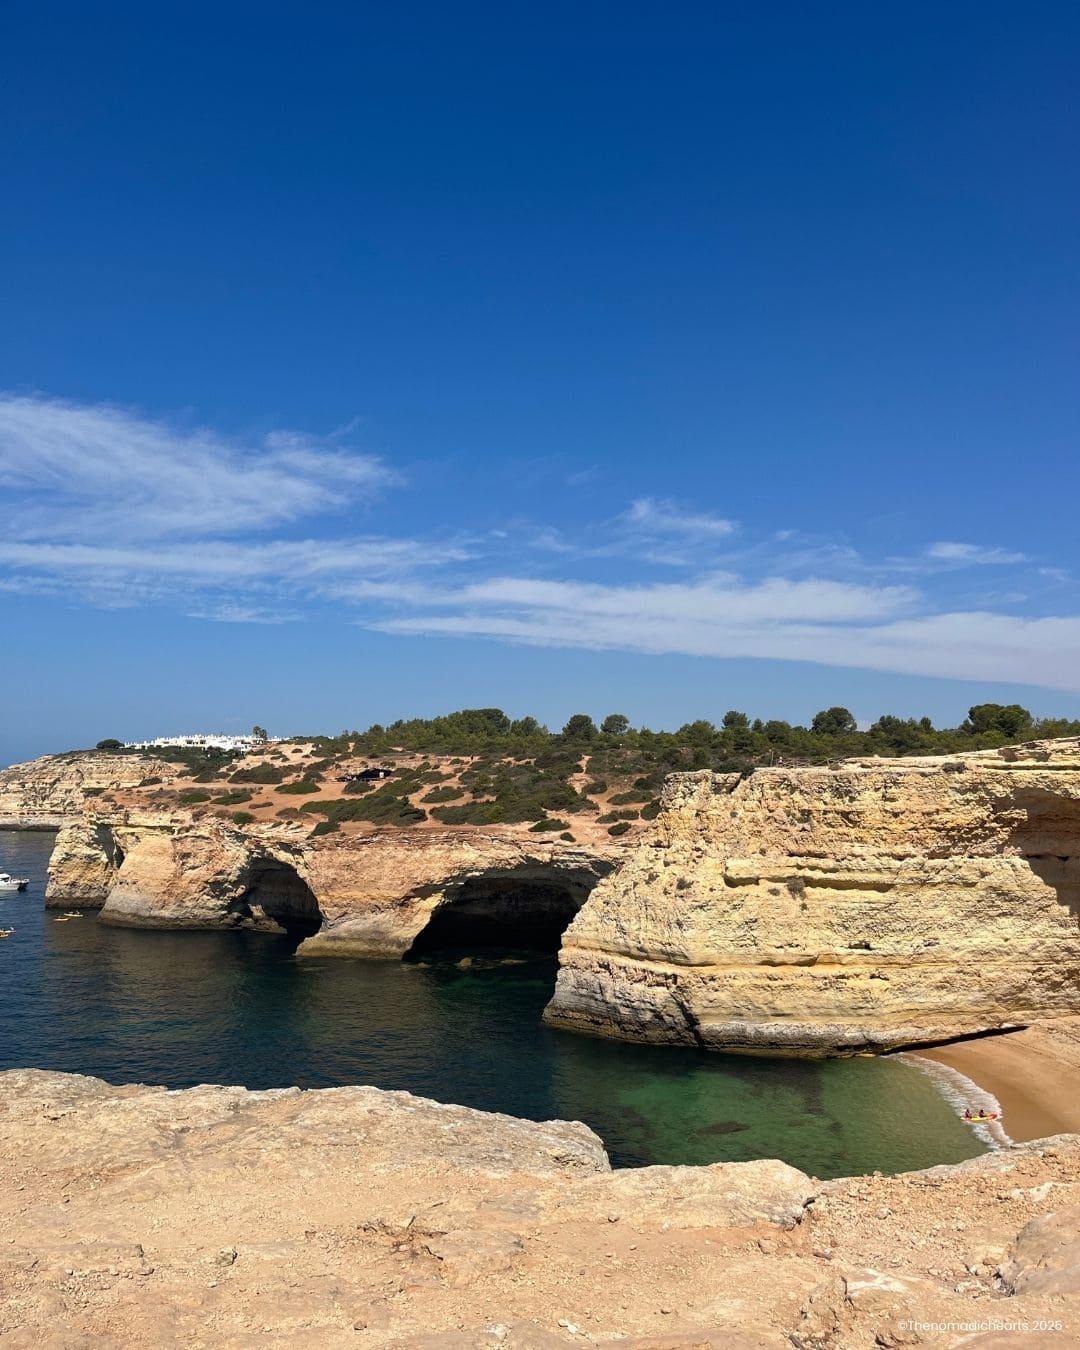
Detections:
916,1016,1080,1143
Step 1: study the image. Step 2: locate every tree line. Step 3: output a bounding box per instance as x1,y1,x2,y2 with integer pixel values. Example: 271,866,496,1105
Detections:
301,701,1078,767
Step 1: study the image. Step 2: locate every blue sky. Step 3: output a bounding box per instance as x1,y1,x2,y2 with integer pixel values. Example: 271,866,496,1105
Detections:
2,2,1079,764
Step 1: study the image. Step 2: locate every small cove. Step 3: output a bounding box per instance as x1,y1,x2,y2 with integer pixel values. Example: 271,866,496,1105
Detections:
0,830,988,1179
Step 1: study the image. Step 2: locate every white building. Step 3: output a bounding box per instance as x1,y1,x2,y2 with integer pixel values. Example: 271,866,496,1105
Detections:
125,733,269,753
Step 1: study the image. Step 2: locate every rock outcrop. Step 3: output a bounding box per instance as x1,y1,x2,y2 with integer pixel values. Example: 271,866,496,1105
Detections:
45,810,618,954
546,740,1080,1054
42,817,129,907
31,737,1080,1052
2,1069,1078,1347
0,753,172,828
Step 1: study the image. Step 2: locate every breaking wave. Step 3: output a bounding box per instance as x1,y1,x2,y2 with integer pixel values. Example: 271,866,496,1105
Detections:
902,1052,1013,1149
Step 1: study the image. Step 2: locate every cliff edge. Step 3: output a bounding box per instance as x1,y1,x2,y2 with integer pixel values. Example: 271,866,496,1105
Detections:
0,752,175,829
2,1069,1078,1347
546,740,1080,1054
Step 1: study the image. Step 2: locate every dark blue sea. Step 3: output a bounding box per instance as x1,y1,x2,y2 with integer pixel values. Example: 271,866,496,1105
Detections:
0,830,987,1178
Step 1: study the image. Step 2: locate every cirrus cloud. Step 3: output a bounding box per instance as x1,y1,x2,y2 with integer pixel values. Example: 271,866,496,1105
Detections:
2,391,1076,695
926,541,1027,566
0,393,398,540
376,580,1080,693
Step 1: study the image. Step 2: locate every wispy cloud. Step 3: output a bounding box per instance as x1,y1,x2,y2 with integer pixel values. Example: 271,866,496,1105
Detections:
187,603,303,625
0,393,397,541
0,538,468,580
0,393,465,616
376,579,1080,693
4,392,1079,691
624,497,736,538
443,575,913,623
926,541,1027,566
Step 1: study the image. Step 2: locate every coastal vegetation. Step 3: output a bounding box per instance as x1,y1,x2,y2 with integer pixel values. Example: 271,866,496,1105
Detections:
298,701,1072,769
82,701,1080,837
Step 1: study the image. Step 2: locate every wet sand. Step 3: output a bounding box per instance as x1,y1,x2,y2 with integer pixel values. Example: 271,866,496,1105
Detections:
916,1017,1080,1143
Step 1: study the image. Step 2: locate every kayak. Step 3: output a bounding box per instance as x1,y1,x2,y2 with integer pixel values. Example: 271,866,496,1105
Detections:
962,1113,999,1122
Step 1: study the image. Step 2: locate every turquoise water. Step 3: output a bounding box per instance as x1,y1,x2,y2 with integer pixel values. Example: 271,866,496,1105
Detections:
0,831,987,1178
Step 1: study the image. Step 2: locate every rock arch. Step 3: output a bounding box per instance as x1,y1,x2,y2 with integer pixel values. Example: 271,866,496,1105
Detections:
236,856,323,938
405,863,609,958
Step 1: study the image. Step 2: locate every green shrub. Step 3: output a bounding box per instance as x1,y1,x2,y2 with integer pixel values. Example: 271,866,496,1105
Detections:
276,779,321,795
640,800,662,820
213,789,253,806
300,786,426,826
559,831,575,842
421,785,464,803
533,750,583,774
584,779,608,795
231,810,255,826
139,776,162,787
607,820,632,836
597,809,639,823
431,801,505,826
276,806,301,819
229,764,287,785
311,819,340,836
178,789,213,805
529,817,569,832
609,789,651,805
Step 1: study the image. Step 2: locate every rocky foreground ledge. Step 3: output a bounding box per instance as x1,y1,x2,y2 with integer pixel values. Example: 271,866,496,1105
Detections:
1,1072,1079,1347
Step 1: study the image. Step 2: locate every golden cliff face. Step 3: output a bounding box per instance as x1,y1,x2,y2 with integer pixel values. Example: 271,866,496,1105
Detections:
45,809,618,957
544,741,1080,1054
34,739,1080,1052
0,753,172,828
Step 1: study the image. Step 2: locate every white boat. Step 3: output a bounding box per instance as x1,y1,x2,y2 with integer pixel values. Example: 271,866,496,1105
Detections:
0,872,29,892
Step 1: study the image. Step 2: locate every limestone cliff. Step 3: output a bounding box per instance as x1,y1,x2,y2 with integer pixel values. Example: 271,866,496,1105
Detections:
46,809,618,954
545,740,1080,1054
0,752,173,829
38,738,1080,1052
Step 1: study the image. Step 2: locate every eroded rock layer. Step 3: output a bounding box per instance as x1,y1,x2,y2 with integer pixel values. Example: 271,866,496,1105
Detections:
545,741,1080,1054
45,810,617,955
0,753,173,829
2,1070,1079,1347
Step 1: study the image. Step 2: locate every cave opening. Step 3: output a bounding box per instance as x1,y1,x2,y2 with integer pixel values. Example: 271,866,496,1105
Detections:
405,870,597,960
94,824,125,870
240,860,323,938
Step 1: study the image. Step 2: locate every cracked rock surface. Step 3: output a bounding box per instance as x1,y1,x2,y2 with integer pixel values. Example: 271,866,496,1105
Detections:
2,1071,1080,1347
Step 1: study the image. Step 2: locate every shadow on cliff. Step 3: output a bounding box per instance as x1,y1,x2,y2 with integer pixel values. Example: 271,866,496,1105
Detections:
405,865,607,959
1005,788,1080,927
236,859,323,940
